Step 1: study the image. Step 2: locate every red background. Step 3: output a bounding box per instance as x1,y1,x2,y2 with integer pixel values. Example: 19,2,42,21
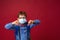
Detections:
0,0,60,40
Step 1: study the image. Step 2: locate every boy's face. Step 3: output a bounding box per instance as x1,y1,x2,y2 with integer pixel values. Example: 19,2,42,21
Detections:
17,15,27,24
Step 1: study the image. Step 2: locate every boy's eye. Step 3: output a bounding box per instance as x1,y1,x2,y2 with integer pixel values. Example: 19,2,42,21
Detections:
23,17,26,19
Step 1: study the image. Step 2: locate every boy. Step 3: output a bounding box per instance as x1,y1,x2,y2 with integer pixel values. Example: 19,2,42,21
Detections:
5,11,40,40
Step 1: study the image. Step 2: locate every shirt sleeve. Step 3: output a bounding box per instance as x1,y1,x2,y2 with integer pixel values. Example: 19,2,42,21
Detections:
29,19,40,28
5,22,15,30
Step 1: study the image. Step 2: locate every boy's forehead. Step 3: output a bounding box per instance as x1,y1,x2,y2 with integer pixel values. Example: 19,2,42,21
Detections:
19,15,26,17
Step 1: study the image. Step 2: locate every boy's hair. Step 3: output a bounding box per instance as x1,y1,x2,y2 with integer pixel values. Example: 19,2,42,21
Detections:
17,11,27,18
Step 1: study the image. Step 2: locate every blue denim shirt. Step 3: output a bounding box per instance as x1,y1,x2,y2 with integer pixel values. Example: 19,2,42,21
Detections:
5,20,40,40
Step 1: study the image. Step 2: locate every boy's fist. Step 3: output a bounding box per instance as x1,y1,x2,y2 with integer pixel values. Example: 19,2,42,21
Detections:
28,20,34,24
12,20,19,25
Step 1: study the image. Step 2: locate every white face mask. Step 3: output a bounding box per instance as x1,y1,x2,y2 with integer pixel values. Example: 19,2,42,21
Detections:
18,18,27,24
